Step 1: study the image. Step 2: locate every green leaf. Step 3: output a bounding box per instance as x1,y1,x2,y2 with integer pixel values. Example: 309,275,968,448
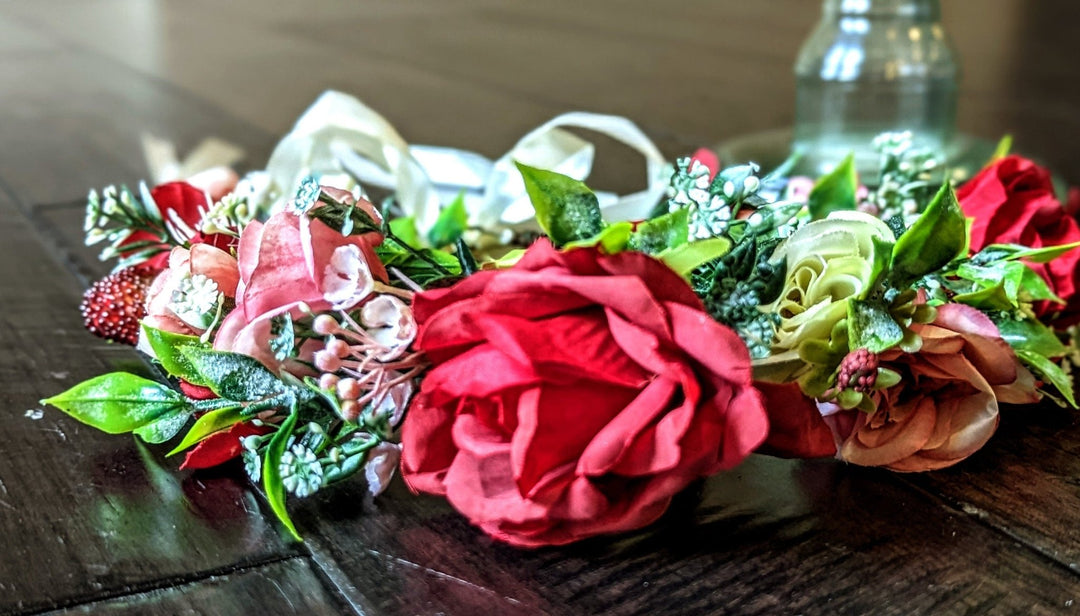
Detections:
865,235,896,295
134,411,192,444
847,299,904,353
837,388,863,410
627,208,689,255
485,248,526,269
308,201,381,236
957,261,1062,304
563,221,634,253
427,193,469,248
515,162,604,246
387,216,423,249
1018,264,1063,302
142,325,211,386
875,367,902,389
751,349,807,384
263,402,301,541
890,183,967,285
42,373,189,434
993,316,1068,358
167,406,245,457
1016,349,1076,408
375,242,463,288
990,135,1013,162
455,237,478,276
808,153,857,220
179,347,287,401
979,241,1080,264
953,282,1017,312
657,237,732,278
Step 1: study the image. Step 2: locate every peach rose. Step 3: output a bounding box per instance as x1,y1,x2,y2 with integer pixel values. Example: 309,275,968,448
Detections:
821,304,1038,472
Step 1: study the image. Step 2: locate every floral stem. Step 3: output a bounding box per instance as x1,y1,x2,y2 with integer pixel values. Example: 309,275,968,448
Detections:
383,227,456,277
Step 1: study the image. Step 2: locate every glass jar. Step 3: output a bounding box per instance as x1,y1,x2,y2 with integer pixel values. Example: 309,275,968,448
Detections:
792,0,958,176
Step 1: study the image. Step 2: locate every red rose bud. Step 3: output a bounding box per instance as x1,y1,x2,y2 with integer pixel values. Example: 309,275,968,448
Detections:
400,239,768,547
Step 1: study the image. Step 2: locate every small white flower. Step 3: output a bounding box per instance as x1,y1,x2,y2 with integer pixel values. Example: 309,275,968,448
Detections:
360,295,417,361
364,442,402,497
279,444,323,498
687,188,710,205
322,244,375,310
743,175,760,194
84,228,107,246
170,274,221,330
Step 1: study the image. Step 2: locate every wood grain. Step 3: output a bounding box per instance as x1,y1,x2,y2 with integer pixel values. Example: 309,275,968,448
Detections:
0,192,302,615
46,558,353,615
290,455,1080,615
2,1,1080,613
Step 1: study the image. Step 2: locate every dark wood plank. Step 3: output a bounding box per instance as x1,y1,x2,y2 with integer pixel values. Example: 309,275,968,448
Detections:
47,557,351,615
290,454,1080,615
901,402,1080,573
0,43,274,207
31,203,114,286
0,193,299,615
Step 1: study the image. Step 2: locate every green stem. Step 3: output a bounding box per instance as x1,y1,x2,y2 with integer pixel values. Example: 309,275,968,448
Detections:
383,227,456,277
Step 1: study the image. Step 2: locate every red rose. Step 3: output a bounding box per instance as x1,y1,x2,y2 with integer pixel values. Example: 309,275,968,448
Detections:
400,240,768,547
957,155,1080,325
121,182,233,269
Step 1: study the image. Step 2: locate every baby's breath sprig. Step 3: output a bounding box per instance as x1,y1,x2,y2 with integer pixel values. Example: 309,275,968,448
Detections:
199,192,256,237
867,131,942,224
84,183,183,268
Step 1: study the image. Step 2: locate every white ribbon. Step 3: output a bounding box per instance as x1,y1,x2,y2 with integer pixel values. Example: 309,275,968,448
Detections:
142,134,245,184
261,90,670,235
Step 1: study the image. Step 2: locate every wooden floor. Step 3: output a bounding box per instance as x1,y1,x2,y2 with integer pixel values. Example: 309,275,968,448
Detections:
2,1,1080,614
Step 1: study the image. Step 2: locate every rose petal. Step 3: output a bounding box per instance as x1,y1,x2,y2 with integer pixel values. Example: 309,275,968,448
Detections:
755,382,837,459
180,422,267,470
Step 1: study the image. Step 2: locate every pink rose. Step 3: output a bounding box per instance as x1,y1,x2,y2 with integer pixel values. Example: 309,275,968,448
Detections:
822,304,1038,472
213,194,387,371
139,244,240,345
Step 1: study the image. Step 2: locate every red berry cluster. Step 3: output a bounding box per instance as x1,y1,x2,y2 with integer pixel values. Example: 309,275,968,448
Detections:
80,265,157,345
836,347,880,393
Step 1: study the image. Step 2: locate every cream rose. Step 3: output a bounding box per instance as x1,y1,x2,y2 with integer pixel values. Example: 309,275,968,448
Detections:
767,211,894,351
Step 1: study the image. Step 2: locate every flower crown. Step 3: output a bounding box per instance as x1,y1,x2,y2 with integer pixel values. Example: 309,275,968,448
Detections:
45,103,1080,548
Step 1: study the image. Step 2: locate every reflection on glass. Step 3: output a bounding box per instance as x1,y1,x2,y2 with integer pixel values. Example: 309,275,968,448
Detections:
793,0,958,176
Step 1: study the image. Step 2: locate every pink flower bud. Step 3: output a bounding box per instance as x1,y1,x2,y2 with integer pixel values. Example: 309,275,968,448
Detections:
340,400,361,422
326,337,351,358
314,349,342,372
312,314,339,336
318,373,340,390
336,378,362,401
